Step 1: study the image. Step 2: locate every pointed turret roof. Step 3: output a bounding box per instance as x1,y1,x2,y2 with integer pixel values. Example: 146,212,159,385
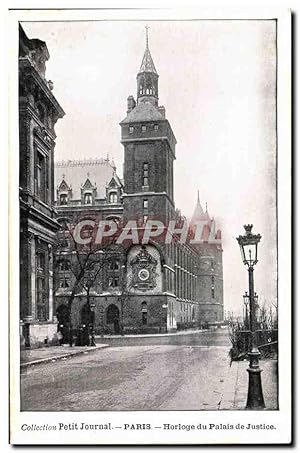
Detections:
191,190,205,222
138,26,158,75
139,47,157,74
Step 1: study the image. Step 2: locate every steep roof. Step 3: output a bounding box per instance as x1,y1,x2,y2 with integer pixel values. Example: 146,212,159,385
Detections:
55,158,116,201
138,45,158,75
191,191,211,223
120,100,164,124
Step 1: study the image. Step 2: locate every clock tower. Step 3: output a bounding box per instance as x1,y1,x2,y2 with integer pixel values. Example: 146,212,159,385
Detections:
120,28,176,225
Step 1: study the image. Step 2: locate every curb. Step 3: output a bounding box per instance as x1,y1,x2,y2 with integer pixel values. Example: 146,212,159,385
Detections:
96,328,213,339
20,344,109,370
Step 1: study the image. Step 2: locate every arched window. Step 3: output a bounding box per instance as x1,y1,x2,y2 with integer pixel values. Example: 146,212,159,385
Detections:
109,192,118,204
106,304,119,324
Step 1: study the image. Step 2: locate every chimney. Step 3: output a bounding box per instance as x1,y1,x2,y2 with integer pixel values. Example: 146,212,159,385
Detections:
158,105,166,118
127,95,136,114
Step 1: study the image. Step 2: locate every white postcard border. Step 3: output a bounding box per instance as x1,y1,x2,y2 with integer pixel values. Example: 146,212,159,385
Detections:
8,6,292,445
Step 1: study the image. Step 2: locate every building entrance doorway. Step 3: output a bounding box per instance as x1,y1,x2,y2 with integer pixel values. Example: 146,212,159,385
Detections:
106,304,120,334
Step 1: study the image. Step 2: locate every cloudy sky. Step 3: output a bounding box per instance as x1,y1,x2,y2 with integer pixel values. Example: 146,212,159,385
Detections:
22,19,277,315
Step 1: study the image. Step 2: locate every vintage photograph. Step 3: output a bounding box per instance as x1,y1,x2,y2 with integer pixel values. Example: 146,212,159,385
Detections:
9,8,292,445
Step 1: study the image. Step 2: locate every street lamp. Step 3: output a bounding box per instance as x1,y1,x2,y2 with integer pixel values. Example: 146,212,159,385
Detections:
237,224,265,409
89,301,96,347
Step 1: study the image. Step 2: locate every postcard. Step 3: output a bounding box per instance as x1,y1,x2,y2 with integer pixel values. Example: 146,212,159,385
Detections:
8,6,292,445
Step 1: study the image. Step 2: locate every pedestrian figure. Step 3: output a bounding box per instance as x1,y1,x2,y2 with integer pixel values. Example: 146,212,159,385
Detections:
57,325,64,345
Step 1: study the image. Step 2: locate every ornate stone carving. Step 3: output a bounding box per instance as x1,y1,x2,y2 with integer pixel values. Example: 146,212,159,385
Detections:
33,125,52,146
130,246,158,290
27,45,49,80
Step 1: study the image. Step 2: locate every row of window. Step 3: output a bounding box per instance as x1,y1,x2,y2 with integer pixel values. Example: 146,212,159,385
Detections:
58,259,120,272
129,124,159,134
59,275,120,289
139,87,156,96
59,191,118,206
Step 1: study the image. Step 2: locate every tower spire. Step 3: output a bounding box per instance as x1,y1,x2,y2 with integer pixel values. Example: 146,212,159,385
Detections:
136,27,159,106
145,25,149,49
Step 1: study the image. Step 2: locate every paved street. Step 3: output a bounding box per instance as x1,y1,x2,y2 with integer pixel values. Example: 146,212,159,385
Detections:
21,329,231,411
21,329,276,411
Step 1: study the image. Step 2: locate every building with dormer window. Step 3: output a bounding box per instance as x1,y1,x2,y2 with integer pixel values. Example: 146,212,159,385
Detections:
54,30,223,335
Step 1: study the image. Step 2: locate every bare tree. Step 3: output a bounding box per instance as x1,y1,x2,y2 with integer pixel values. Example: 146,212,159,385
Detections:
53,216,145,342
54,216,118,345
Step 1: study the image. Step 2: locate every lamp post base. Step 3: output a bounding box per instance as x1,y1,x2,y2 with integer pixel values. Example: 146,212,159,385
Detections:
246,353,265,409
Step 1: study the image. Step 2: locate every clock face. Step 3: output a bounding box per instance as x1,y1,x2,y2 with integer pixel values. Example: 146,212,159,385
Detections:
138,268,150,281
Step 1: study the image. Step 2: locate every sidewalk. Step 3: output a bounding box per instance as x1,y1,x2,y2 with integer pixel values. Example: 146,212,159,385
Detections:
220,359,278,410
20,344,109,369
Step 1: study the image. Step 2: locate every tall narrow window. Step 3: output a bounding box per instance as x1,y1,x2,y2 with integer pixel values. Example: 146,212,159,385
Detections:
212,288,215,299
108,276,119,287
36,151,46,202
59,278,70,288
192,306,195,321
36,250,47,320
84,193,92,205
143,199,148,209
129,126,134,134
59,260,70,271
61,238,69,249
60,194,68,205
109,260,119,271
211,275,215,287
109,192,118,204
141,301,147,325
142,125,146,132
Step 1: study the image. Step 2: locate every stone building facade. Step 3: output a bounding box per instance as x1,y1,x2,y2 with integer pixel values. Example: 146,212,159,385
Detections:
54,35,223,335
19,25,65,347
